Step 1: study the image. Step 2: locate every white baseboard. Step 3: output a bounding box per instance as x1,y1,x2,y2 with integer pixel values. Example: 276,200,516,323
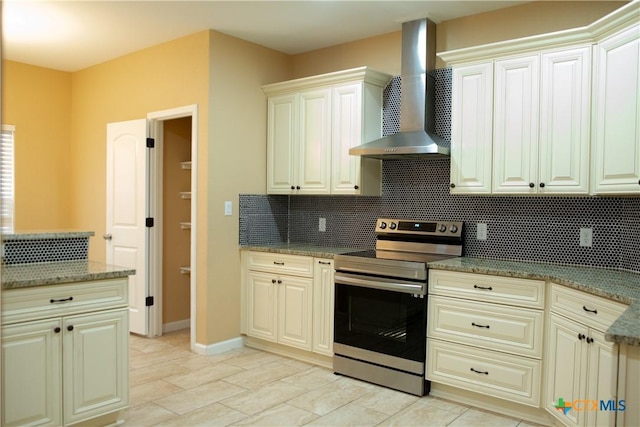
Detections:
193,336,245,356
162,319,190,333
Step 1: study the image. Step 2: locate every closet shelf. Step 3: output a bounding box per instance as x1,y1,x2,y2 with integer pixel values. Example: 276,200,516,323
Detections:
179,191,191,200
180,222,191,230
181,161,192,170
180,266,191,275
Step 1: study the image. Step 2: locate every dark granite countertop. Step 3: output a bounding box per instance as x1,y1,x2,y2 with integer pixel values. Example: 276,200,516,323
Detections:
241,243,357,259
1,260,135,289
428,257,640,346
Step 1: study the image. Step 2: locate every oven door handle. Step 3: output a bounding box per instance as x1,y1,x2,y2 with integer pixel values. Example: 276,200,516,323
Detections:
335,273,425,295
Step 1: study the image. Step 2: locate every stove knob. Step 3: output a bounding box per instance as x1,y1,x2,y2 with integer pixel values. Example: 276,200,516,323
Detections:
379,221,387,229
389,222,397,230
439,224,447,233
450,225,458,233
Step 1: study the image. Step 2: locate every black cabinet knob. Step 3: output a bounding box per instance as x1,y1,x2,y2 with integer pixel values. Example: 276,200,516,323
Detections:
296,186,301,190
450,183,456,188
578,333,585,340
271,279,276,284
529,183,535,188
277,280,282,284
290,186,295,190
354,185,359,190
67,325,74,332
54,327,61,333
586,337,594,344
539,182,545,188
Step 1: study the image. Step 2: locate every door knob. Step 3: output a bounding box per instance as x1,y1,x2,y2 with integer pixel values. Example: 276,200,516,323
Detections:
103,234,112,240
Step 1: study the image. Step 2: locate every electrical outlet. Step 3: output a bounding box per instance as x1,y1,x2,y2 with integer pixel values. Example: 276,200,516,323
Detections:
580,228,593,247
224,201,232,216
319,217,326,232
476,223,487,240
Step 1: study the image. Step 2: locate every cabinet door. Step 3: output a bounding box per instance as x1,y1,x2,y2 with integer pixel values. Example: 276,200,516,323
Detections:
592,24,640,195
312,259,334,356
450,62,494,193
298,88,331,194
539,47,591,194
493,55,540,194
247,271,278,342
63,308,129,425
267,94,297,194
585,329,618,427
2,319,62,427
331,83,364,194
278,275,313,351
545,313,585,427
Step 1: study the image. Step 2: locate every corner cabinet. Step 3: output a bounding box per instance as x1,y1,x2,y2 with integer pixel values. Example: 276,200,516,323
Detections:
263,67,392,196
591,22,640,195
441,1,639,196
2,278,129,427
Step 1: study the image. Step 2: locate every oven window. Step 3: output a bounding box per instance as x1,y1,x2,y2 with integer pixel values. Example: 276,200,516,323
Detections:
334,283,426,362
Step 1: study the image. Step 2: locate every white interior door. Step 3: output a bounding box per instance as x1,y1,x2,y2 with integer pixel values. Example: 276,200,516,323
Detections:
106,119,148,335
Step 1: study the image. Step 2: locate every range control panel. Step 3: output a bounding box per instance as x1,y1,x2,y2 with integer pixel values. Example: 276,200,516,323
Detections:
375,219,464,238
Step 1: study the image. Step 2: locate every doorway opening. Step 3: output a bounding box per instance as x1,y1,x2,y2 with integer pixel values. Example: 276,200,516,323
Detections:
148,105,198,351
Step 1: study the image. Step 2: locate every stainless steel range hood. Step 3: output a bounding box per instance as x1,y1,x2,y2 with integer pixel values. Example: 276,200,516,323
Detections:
349,18,449,159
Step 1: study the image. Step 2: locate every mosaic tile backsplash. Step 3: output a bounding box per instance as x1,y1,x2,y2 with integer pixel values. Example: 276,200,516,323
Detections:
240,70,640,273
3,237,90,264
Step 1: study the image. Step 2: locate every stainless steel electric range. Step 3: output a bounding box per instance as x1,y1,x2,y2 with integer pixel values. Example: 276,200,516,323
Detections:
333,218,464,396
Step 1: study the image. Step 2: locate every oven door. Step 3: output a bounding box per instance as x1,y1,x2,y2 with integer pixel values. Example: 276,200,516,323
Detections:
334,272,427,364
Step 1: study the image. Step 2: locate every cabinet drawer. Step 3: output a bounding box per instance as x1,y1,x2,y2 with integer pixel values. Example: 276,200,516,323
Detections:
246,252,313,277
2,278,128,324
429,270,545,308
427,338,542,407
549,283,628,332
428,296,543,358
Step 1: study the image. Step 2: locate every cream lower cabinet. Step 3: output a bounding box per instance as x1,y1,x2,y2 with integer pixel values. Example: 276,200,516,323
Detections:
545,283,628,427
1,279,129,427
427,270,545,407
312,259,334,356
242,251,335,357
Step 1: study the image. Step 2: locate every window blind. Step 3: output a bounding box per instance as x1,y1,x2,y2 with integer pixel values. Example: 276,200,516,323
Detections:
1,124,15,234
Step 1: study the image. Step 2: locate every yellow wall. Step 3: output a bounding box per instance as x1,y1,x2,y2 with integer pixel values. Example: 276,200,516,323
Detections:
292,1,627,74
162,117,191,326
1,61,73,230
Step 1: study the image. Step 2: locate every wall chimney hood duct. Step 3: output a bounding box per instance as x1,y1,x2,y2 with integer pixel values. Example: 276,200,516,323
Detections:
349,18,449,159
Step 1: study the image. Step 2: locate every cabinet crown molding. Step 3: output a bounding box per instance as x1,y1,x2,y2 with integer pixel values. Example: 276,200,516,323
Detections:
262,66,393,95
438,1,640,65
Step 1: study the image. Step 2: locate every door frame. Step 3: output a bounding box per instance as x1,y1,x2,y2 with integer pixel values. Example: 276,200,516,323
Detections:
147,104,198,351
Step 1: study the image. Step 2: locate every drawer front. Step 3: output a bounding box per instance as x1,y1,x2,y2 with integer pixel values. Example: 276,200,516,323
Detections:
428,296,543,358
429,270,545,308
246,252,313,277
549,283,628,332
427,338,542,407
2,278,128,324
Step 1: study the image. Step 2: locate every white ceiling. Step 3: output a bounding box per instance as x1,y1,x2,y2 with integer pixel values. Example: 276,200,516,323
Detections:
2,1,527,72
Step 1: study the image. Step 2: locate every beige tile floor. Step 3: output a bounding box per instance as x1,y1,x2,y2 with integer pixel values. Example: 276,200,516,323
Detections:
124,330,542,426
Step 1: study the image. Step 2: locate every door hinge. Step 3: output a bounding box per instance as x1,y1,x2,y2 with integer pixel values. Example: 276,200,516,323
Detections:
146,217,154,227
145,296,154,307
146,137,155,148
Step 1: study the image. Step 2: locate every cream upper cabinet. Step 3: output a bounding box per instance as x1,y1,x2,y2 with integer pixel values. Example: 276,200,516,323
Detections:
492,54,541,194
591,23,640,195
441,2,638,196
264,67,391,196
450,62,494,194
267,89,331,195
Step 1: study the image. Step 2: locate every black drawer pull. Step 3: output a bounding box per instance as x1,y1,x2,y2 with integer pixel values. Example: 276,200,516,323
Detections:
273,261,285,266
50,297,74,304
470,368,489,375
583,306,598,314
318,261,331,265
472,322,490,329
67,325,74,332
54,327,61,333
473,285,492,291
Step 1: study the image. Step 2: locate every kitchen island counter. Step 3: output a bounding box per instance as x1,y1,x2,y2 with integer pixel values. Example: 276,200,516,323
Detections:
429,257,640,346
2,260,135,290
